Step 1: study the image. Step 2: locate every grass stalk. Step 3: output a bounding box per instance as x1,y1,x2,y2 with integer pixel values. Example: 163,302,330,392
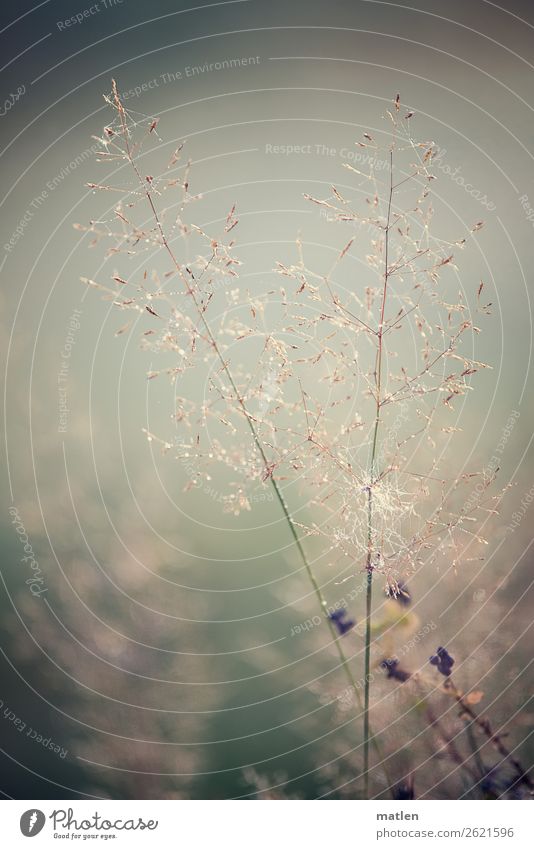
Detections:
111,80,392,796
363,148,394,799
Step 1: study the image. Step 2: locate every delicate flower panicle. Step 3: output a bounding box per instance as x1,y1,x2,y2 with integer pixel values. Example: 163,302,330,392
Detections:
79,84,503,552
273,109,502,586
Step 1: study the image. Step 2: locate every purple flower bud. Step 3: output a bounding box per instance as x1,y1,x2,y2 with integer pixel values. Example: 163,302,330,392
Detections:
329,608,345,622
328,607,355,636
430,646,455,676
380,658,411,682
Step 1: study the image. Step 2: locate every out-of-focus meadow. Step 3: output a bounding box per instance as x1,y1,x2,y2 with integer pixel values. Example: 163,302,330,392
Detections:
1,0,533,800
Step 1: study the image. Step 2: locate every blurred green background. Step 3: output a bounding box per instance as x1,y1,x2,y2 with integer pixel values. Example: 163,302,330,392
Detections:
1,0,533,799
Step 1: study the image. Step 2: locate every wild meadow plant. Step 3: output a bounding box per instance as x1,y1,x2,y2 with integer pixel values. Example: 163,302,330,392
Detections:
81,84,511,798
381,643,533,798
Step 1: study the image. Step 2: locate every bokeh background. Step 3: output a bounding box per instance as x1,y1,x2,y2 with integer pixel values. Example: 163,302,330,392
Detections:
1,0,533,799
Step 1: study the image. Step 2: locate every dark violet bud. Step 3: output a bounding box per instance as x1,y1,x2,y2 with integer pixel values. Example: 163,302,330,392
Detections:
337,617,356,636
381,658,399,677
329,608,345,622
392,777,415,800
429,646,455,676
380,658,411,682
328,607,355,636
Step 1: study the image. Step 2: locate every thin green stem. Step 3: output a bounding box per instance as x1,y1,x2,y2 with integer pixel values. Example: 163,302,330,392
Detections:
111,81,393,796
363,148,394,799
363,546,373,798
